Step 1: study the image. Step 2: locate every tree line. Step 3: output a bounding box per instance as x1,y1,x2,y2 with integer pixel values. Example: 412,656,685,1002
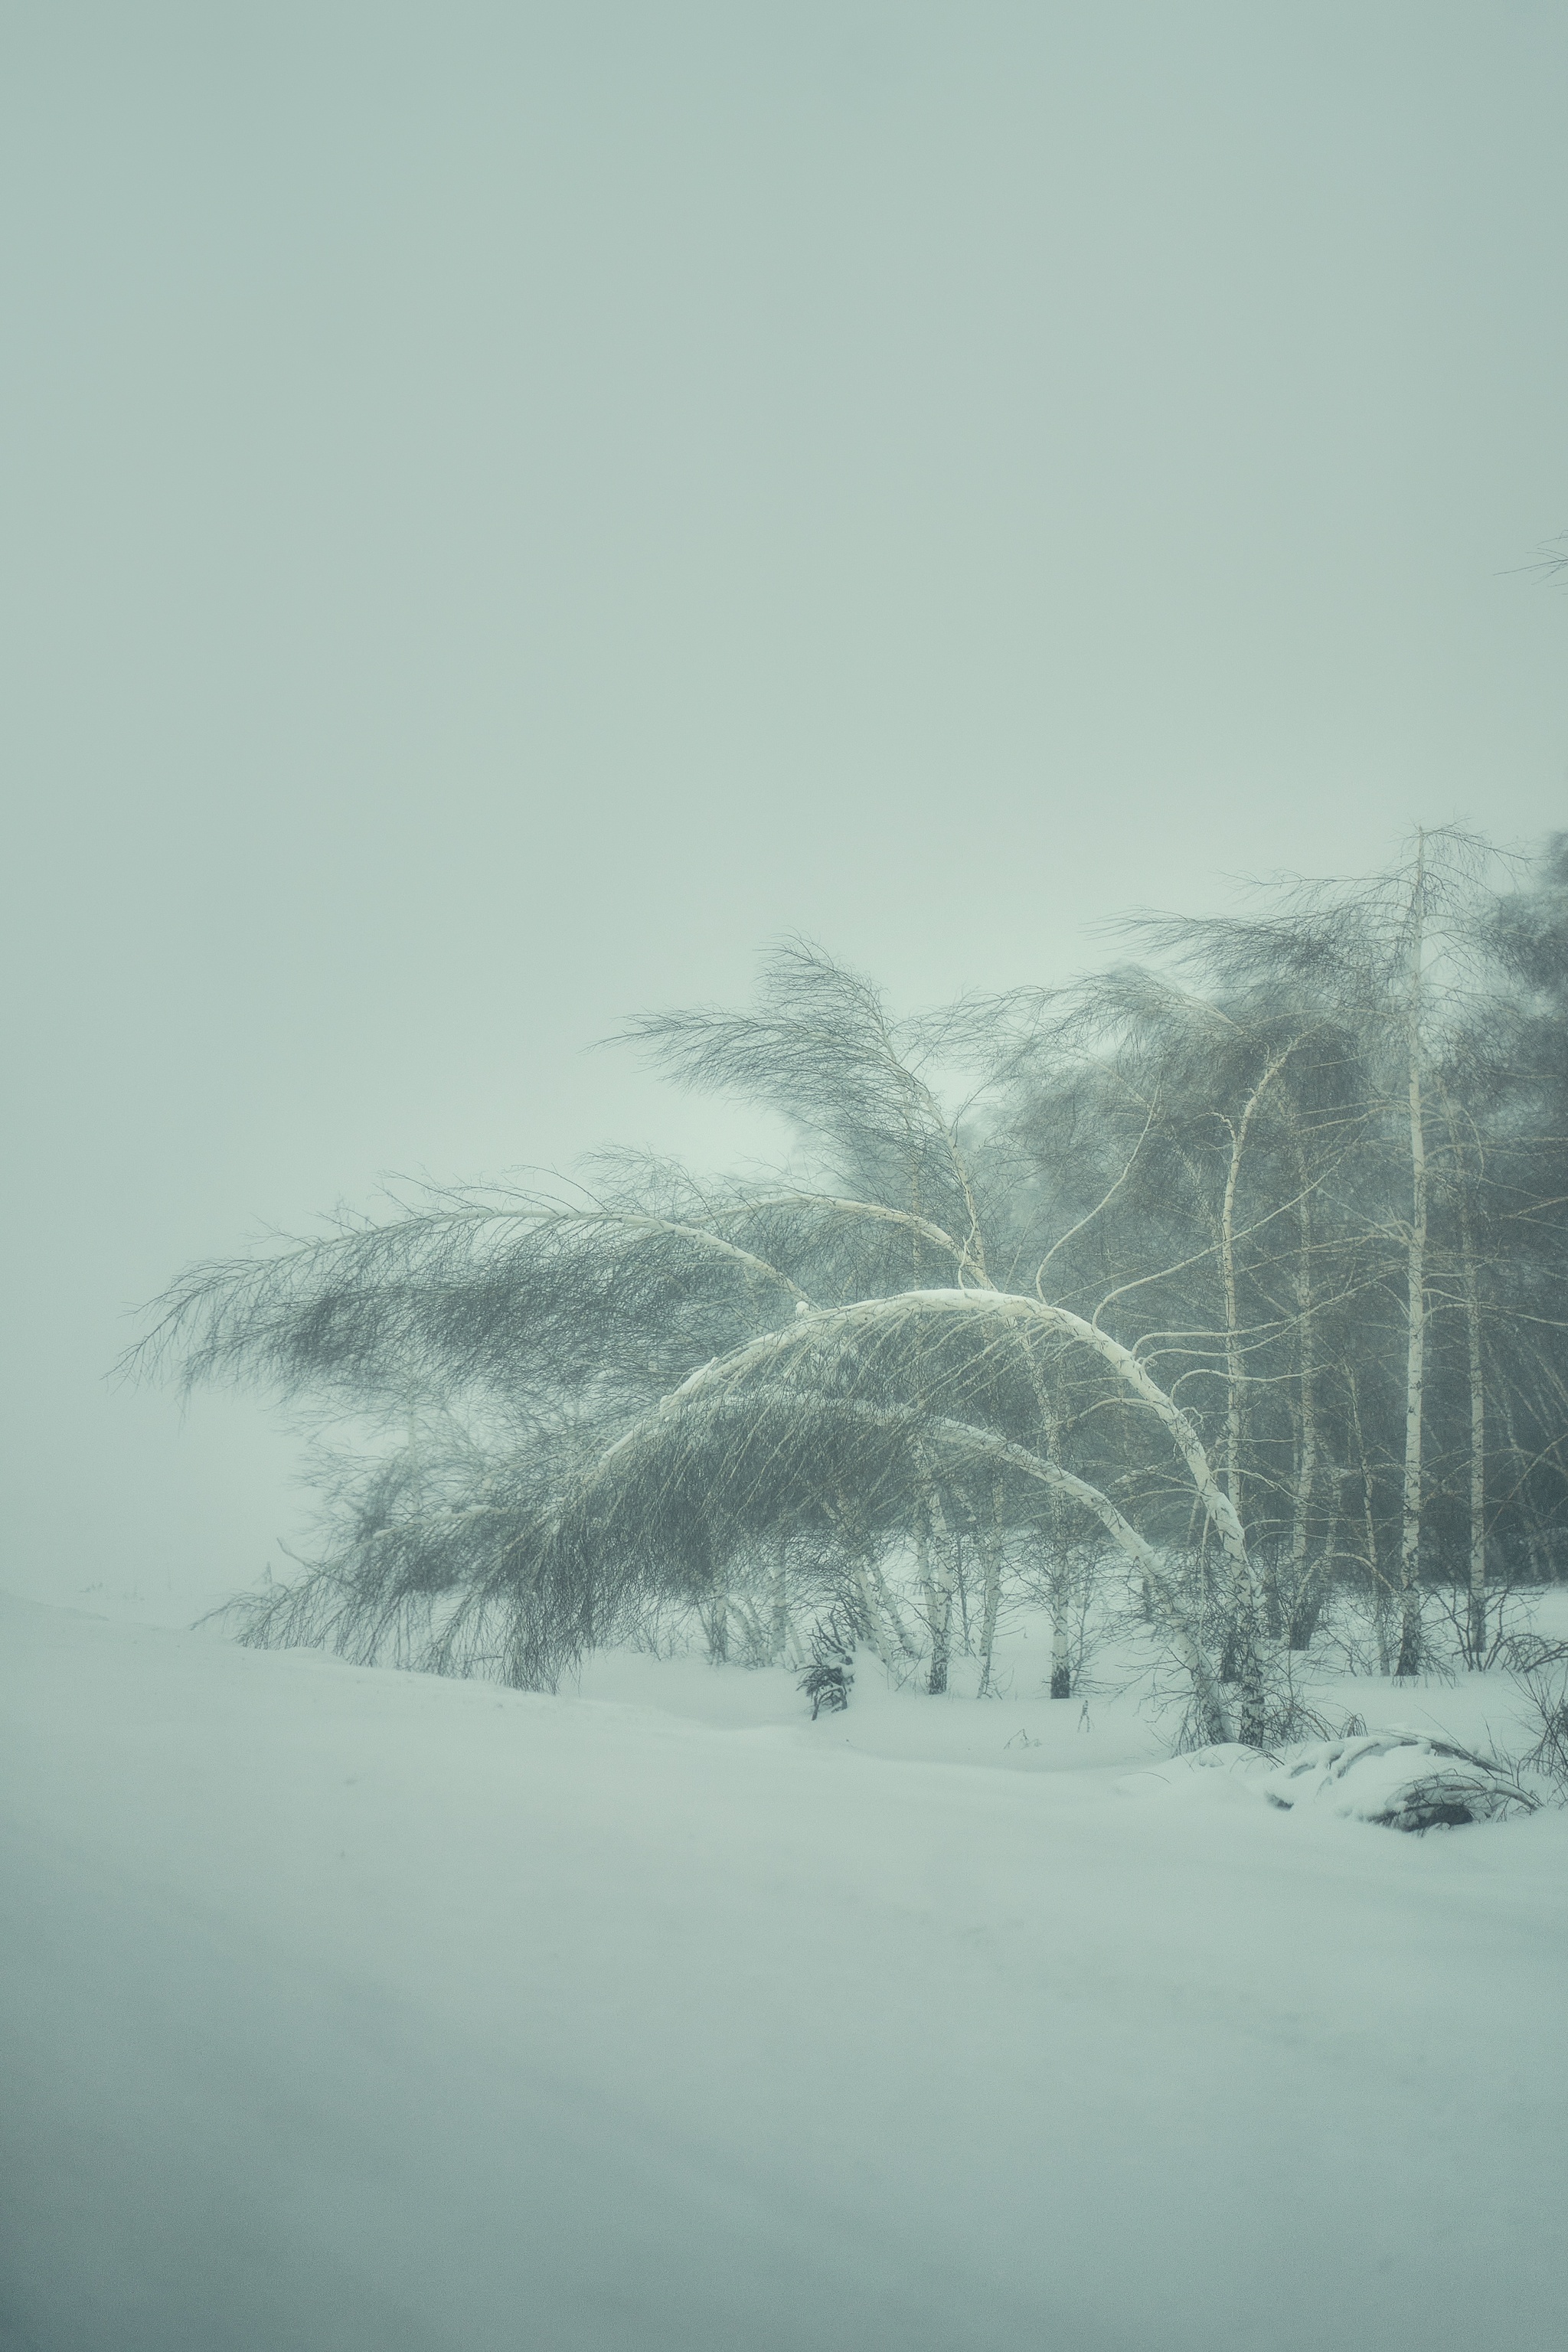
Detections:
135,827,1568,1746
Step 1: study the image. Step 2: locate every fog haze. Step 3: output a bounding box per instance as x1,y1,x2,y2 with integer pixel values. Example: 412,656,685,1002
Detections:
2,1,1563,1621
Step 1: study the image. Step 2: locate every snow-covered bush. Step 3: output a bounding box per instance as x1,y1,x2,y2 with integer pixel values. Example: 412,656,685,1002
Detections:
1122,1728,1537,1831
1259,1732,1537,1830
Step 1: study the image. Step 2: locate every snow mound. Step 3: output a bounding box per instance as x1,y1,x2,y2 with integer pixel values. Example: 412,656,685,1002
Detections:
1259,1732,1538,1830
1117,1730,1537,1831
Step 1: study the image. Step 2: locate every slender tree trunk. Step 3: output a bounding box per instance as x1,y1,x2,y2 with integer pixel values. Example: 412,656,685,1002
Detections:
1217,1047,1293,1606
703,1583,730,1664
1220,1117,1246,1527
1396,840,1428,1679
869,1553,921,1661
1024,1300,1262,1720
851,1553,896,1671
1047,1494,1073,1702
1050,1611,1072,1700
1460,1202,1487,1666
940,1424,1234,1743
1040,1390,1073,1699
831,1487,901,1674
976,1470,1004,1697
1347,1373,1391,1672
1498,1387,1547,1585
654,1286,1265,1733
1057,1301,1264,1734
1016,1341,1073,1699
1048,1486,1073,1699
1284,1185,1318,1641
1287,1474,1338,1649
769,1543,791,1666
922,1481,956,1695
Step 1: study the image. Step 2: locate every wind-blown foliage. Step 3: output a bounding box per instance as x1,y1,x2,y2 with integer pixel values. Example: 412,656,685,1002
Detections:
132,839,1568,1744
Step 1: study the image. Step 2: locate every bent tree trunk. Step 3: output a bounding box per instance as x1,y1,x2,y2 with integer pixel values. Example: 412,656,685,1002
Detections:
919,1423,1234,1745
855,1406,1244,1744
630,1283,1265,1741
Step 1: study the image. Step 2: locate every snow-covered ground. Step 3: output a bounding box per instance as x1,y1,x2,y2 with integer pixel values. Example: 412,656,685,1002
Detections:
3,1591,1565,2352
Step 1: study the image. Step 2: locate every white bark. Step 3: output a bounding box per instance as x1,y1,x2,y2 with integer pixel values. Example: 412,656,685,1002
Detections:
1461,1207,1487,1667
851,1551,900,1674
1396,839,1428,1678
1285,1181,1317,1643
1217,1049,1291,1525
919,1421,1233,1743
666,1285,1258,1580
975,1471,1004,1698
599,1280,1260,1739
868,1554,922,1661
920,1472,957,1695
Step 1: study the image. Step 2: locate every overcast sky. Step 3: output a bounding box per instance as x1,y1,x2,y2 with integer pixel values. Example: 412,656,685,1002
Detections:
2,1,1563,1622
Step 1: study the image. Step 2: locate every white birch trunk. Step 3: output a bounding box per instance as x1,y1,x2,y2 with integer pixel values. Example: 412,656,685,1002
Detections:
1396,839,1428,1679
1217,1048,1294,1642
1461,1208,1487,1667
1285,1184,1317,1645
616,1285,1262,1739
922,1478,957,1695
869,1553,922,1661
1220,1118,1246,1520
1050,1614,1072,1702
897,1415,1236,1742
976,1471,1004,1697
851,1552,900,1674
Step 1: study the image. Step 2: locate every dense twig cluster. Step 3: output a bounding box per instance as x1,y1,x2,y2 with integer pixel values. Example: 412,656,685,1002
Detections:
130,833,1568,1743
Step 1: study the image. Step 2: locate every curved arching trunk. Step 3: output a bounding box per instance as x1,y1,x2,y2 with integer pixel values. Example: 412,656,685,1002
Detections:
609,1282,1266,1740
915,1416,1235,1746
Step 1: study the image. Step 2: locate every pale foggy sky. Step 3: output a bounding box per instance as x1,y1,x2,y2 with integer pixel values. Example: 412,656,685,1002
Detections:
2,2,1564,1622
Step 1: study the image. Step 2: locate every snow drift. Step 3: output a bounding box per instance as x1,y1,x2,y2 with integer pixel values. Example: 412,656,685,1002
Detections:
2,1592,1566,2352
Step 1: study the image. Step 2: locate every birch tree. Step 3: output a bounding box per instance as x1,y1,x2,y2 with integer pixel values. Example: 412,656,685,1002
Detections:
133,946,1272,1740
130,844,1568,1738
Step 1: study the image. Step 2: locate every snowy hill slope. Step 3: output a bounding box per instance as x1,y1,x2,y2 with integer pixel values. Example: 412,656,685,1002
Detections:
2,1592,1565,2352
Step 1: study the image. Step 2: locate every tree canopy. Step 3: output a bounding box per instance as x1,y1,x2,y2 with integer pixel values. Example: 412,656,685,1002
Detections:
132,829,1568,1745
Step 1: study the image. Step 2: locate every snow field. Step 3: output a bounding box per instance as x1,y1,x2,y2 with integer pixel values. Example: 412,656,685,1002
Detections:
2,1590,1566,2352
